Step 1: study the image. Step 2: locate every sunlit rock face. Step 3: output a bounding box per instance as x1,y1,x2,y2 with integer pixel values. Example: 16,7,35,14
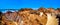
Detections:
39,12,43,16
2,8,59,25
46,13,58,25
19,10,47,25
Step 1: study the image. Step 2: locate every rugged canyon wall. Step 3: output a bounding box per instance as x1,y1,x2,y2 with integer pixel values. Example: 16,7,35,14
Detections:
1,8,60,25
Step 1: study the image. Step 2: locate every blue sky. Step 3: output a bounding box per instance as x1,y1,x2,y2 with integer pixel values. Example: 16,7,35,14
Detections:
0,0,60,10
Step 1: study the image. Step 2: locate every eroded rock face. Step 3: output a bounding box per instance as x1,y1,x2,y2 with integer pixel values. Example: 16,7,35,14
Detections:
2,8,59,25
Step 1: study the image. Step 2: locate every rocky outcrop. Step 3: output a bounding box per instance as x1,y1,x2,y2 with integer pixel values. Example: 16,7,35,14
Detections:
2,8,59,25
